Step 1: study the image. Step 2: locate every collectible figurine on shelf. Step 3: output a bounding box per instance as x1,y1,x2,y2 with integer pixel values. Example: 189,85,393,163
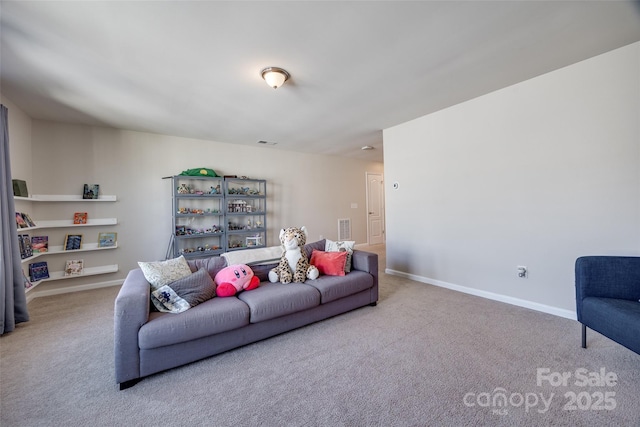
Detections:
177,184,190,194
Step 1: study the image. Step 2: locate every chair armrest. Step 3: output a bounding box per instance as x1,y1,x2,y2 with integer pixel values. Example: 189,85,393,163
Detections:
114,268,151,384
575,256,640,320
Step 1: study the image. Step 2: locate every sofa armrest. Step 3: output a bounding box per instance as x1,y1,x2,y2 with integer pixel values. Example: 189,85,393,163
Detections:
575,256,640,320
114,268,151,385
352,250,379,303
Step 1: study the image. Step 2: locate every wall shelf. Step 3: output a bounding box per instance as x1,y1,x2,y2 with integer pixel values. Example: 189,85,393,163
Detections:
28,218,118,230
16,194,117,202
15,192,119,292
25,264,119,293
21,243,118,263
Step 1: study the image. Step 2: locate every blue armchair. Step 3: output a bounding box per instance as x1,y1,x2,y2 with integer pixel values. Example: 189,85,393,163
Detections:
575,256,640,355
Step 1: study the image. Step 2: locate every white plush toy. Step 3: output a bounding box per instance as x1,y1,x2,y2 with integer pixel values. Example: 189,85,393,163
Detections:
268,226,319,284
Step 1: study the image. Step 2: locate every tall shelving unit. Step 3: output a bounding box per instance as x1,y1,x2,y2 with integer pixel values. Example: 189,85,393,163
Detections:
166,176,267,258
14,194,119,294
168,175,226,259
224,177,267,251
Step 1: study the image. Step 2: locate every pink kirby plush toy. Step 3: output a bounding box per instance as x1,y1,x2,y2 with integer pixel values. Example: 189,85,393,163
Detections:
214,264,260,297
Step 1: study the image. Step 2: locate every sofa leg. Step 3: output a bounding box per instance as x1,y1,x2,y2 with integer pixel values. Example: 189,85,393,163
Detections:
369,301,377,307
119,378,141,390
581,324,587,349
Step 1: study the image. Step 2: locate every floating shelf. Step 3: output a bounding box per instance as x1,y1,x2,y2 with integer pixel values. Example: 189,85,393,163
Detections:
19,218,118,231
21,243,118,264
16,195,117,202
25,264,119,293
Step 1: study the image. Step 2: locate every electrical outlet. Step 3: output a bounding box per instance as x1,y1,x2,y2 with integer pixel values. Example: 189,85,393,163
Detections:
319,234,324,240
517,266,528,278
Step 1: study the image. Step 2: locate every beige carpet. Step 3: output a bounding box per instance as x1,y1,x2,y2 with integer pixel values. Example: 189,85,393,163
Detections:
2,245,639,426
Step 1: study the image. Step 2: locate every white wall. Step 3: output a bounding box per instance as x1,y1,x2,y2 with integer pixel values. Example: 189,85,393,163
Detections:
383,42,640,317
1,96,32,183
15,122,381,294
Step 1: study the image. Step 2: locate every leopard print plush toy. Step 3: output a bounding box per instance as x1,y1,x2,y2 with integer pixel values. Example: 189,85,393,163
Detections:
269,226,319,284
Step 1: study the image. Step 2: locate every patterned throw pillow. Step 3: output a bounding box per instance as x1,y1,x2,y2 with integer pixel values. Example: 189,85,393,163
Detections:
325,239,355,273
138,255,192,290
151,286,191,314
150,268,216,313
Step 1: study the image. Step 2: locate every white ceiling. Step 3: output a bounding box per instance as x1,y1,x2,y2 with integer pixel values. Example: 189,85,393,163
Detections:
2,1,640,163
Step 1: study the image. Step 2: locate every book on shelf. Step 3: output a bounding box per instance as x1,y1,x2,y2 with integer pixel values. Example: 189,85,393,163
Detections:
31,236,49,253
15,212,28,228
98,232,117,248
83,184,99,199
19,234,33,259
64,259,84,276
73,212,88,224
12,179,28,197
18,234,26,259
22,271,32,289
29,261,49,282
64,234,83,250
21,212,36,227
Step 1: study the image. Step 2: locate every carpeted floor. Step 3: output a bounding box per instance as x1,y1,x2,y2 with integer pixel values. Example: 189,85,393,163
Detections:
1,245,639,426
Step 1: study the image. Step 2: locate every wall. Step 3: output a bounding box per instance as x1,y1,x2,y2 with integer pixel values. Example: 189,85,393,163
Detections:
1,96,32,183
383,42,640,318
18,122,381,296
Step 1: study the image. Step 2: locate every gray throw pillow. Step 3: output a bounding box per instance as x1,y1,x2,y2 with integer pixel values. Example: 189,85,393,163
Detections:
151,268,216,313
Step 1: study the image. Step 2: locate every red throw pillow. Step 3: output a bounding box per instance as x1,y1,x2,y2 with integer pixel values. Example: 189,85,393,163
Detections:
310,250,347,276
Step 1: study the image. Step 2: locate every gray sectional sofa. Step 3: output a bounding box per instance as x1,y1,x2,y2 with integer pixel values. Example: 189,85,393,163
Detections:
114,239,378,389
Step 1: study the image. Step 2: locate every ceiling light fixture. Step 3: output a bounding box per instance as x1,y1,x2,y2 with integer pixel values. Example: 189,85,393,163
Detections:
261,67,290,89
361,145,375,150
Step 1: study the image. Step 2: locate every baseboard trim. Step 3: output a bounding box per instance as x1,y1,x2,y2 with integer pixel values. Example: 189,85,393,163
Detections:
385,268,576,320
26,279,123,303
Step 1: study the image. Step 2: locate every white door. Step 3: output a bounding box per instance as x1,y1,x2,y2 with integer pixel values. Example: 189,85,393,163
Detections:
366,172,385,245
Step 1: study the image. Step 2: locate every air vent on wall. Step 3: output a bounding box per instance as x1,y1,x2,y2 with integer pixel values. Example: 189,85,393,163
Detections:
338,218,352,240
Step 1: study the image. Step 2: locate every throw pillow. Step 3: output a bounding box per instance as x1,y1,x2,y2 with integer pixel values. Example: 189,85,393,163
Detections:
151,286,191,314
310,250,347,276
138,255,192,290
325,239,355,272
150,268,216,313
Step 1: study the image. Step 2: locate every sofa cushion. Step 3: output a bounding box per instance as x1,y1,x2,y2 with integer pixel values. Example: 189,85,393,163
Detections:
238,282,320,323
581,297,640,354
138,256,192,290
303,239,326,258
188,256,227,280
305,271,374,304
250,262,279,282
139,296,251,349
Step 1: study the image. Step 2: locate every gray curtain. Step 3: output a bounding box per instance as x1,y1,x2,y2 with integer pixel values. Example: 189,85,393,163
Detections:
1,104,29,334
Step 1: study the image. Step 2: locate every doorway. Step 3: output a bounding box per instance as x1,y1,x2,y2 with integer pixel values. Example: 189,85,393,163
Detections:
366,172,385,245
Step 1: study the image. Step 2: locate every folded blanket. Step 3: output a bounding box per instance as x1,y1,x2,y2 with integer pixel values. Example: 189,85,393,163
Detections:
221,246,283,266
